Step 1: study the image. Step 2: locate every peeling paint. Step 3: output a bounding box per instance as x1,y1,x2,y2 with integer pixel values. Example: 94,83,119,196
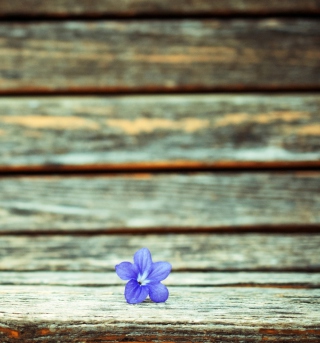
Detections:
1,116,99,130
106,118,209,135
133,47,258,64
215,111,309,127
0,47,115,61
295,124,320,136
214,113,249,127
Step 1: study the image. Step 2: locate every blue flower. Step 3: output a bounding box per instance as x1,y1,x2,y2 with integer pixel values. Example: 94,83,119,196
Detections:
115,247,172,304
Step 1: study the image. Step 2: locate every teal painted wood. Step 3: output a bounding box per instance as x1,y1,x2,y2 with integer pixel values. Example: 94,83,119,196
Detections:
0,0,320,16
0,95,319,169
0,20,319,93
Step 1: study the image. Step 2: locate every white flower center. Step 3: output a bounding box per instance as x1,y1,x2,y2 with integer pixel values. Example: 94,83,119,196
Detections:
137,271,150,286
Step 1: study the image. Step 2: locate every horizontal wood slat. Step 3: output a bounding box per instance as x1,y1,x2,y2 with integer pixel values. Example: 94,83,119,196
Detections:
0,173,319,232
1,95,319,169
0,20,319,93
1,271,319,287
1,234,319,271
0,0,320,17
1,286,319,342
0,0,320,16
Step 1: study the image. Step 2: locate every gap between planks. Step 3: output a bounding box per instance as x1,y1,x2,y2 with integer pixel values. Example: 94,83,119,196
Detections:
2,85,320,96
0,225,319,236
1,161,320,176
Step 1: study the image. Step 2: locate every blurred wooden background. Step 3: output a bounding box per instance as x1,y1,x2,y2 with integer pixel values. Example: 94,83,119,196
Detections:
0,1,319,342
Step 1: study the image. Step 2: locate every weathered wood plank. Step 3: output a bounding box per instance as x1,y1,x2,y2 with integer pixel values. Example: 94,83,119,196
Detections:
0,286,319,342
0,20,319,92
1,0,320,16
1,271,319,287
1,95,319,169
0,173,319,232
1,234,319,271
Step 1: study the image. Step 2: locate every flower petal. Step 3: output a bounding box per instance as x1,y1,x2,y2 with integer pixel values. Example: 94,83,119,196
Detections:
148,282,169,303
148,261,172,282
115,262,137,280
133,248,152,275
125,279,149,304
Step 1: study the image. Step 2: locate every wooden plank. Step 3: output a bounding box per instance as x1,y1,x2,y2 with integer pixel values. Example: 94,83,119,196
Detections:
1,271,319,287
1,95,320,169
0,20,319,93
0,286,319,342
0,173,319,232
0,0,320,17
1,234,319,271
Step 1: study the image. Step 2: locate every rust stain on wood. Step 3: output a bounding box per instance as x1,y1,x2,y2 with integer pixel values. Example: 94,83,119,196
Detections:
37,328,51,335
1,116,99,130
0,327,20,338
106,118,209,134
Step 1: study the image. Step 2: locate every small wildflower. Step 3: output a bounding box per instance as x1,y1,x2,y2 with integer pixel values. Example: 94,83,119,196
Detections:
115,247,171,304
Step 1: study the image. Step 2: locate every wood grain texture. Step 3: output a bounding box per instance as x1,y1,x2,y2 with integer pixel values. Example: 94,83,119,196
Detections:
1,271,319,287
0,20,320,93
1,0,320,16
1,95,320,169
0,173,319,232
1,234,319,271
0,286,319,342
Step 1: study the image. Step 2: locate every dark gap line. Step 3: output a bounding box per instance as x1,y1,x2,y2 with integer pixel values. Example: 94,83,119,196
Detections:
1,91,320,99
1,88,320,97
0,225,319,236
0,13,320,22
0,164,319,177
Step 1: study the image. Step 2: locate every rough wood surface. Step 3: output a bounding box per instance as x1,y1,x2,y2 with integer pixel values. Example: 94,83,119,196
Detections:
0,173,319,232
0,286,319,342
0,20,319,93
1,234,319,271
1,95,319,169
1,0,320,16
1,271,319,287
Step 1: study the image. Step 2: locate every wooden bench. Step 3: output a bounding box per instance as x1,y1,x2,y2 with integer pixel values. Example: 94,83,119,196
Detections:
0,1,319,342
